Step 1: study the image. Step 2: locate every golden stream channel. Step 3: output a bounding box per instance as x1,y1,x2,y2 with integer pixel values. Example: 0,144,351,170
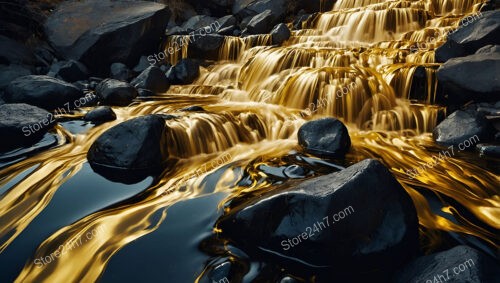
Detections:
0,0,498,282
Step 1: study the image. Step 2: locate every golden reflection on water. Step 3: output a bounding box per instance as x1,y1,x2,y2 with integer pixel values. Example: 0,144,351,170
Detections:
0,0,497,282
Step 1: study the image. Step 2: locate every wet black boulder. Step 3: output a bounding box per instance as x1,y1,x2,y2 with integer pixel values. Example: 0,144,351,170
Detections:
271,23,291,45
48,60,89,82
96,79,138,106
166,59,200,85
394,245,500,283
436,52,500,105
0,103,56,151
245,10,277,35
84,106,116,124
435,10,500,62
0,65,32,90
110,63,133,81
87,115,168,183
433,110,495,146
2,75,83,110
45,0,170,74
131,66,170,93
298,118,351,158
217,159,419,280
189,34,225,61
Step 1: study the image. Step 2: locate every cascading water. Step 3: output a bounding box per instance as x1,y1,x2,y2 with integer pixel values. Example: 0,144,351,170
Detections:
0,0,497,282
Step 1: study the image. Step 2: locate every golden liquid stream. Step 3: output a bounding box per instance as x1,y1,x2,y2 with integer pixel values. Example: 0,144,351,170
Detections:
0,0,496,282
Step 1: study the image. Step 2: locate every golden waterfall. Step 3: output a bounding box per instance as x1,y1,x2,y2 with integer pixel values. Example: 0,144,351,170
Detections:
0,0,496,282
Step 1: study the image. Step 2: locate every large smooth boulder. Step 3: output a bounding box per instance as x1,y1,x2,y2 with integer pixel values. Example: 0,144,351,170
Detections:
433,110,495,146
475,44,500,54
131,66,170,93
0,65,32,90
435,10,500,62
87,115,168,182
2,75,83,110
84,106,116,124
186,0,232,17
189,34,225,60
110,63,133,81
96,79,138,106
298,118,351,158
245,10,277,35
233,0,331,20
48,60,89,82
0,103,56,151
476,144,500,158
217,159,419,280
166,59,200,85
45,0,170,74
394,246,500,283
0,35,36,65
437,52,500,104
271,23,291,45
233,0,285,19
217,15,238,30
182,15,217,31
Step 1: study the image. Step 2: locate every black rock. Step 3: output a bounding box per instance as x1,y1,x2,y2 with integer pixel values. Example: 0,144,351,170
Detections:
3,75,83,110
34,46,55,67
110,63,132,81
166,59,200,85
157,114,180,120
394,245,500,283
137,88,156,97
0,35,36,65
133,56,154,73
293,13,313,30
217,15,237,30
165,26,189,36
189,34,225,60
87,115,167,182
159,64,172,73
477,144,500,158
170,0,197,24
45,0,170,74
298,118,351,158
180,105,205,112
217,25,237,36
131,66,170,93
0,65,32,90
186,0,231,17
432,110,495,146
245,10,276,35
279,277,300,283
233,0,285,20
437,52,500,104
271,23,291,45
217,159,419,280
0,103,56,151
84,106,117,123
303,0,335,13
48,60,89,82
182,15,217,31
476,44,500,54
240,16,254,30
73,81,90,92
435,10,500,62
96,79,138,106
